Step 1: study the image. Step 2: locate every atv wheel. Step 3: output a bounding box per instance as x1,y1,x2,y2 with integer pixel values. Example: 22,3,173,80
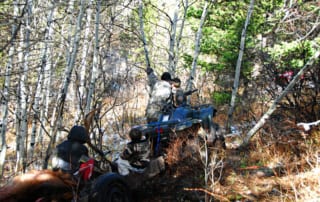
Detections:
91,173,131,202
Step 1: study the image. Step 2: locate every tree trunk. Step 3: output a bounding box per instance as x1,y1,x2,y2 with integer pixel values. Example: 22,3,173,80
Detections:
227,0,255,129
173,0,189,75
243,49,320,146
85,0,101,115
16,0,32,172
186,0,211,92
138,0,151,71
43,0,87,169
76,0,94,123
0,0,19,179
29,0,56,162
139,0,154,95
37,7,58,153
168,0,179,76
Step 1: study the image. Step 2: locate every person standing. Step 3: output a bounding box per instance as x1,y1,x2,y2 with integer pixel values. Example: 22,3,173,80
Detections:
145,70,173,123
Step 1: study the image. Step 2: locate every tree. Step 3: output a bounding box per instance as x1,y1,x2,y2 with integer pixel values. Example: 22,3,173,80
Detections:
43,0,87,169
0,0,19,178
75,0,94,124
139,0,151,72
16,0,32,172
243,48,320,146
28,0,56,162
186,1,212,92
85,0,101,115
227,0,255,128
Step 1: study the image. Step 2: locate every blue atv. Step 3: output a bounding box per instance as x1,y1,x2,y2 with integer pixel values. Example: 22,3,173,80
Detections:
125,90,225,161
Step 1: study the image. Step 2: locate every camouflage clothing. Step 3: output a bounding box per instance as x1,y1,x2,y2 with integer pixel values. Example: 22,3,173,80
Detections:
172,87,185,107
146,80,172,122
147,68,158,91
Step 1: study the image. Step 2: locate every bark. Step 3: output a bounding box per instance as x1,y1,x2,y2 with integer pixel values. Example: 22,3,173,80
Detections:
16,0,32,172
0,0,19,179
173,0,189,74
37,3,56,151
76,0,94,123
243,49,320,146
168,0,180,75
138,0,151,71
29,1,56,161
85,0,101,115
43,0,87,169
227,0,255,128
139,0,155,96
186,0,212,92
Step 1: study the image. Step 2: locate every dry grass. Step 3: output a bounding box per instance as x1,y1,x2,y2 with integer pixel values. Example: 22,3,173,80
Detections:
206,123,320,202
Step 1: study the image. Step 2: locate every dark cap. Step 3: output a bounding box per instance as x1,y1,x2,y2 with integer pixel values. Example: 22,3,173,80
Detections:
161,72,172,81
67,125,89,143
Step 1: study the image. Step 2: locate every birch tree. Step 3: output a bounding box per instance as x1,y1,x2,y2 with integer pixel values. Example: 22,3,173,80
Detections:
0,0,19,178
186,0,212,92
138,0,151,71
28,1,56,162
173,0,189,73
139,0,157,96
16,0,32,172
227,0,255,128
168,0,180,75
85,0,101,115
43,0,87,169
243,49,320,146
76,0,94,123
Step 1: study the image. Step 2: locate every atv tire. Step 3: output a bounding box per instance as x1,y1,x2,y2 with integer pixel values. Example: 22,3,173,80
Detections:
91,173,131,202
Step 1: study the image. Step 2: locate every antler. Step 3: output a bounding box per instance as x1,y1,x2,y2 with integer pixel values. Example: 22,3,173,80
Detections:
82,106,112,165
83,107,101,134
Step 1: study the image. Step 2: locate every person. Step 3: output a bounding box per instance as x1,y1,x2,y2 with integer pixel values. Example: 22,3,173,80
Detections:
145,70,173,123
51,125,90,173
171,77,185,107
121,127,151,168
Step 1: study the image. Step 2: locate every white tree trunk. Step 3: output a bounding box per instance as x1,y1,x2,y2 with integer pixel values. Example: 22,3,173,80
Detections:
173,0,189,74
139,0,154,96
37,3,57,150
138,0,151,71
85,0,101,115
243,49,320,145
0,0,19,178
76,0,94,123
47,1,76,145
168,0,179,75
29,1,56,162
43,0,87,169
227,0,255,128
186,1,211,92
16,0,32,172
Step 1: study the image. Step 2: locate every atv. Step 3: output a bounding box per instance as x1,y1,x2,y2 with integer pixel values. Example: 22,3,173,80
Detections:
116,89,225,184
128,89,222,149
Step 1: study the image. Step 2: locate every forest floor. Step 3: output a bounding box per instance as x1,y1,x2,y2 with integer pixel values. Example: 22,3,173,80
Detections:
131,109,320,202
0,105,319,202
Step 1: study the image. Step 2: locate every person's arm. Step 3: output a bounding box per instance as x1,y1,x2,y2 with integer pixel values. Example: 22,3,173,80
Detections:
146,67,158,90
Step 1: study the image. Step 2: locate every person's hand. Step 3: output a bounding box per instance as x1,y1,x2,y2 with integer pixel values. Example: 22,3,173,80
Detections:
146,67,153,75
